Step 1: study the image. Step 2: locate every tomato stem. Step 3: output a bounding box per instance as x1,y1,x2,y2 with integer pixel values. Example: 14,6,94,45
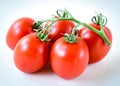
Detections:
33,9,111,46
56,9,111,46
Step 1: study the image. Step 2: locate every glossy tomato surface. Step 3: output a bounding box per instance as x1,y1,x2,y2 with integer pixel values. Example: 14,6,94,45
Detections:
6,17,35,50
14,33,52,73
50,37,89,79
49,20,75,42
79,23,112,64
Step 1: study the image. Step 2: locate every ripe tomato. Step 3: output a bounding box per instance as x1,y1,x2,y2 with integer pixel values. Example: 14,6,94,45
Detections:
6,17,35,50
50,37,89,79
14,33,52,73
48,20,75,42
79,23,112,64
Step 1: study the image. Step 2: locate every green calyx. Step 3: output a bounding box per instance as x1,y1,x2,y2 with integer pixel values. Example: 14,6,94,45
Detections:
36,29,50,42
64,25,79,43
64,34,78,43
32,21,43,31
33,20,52,42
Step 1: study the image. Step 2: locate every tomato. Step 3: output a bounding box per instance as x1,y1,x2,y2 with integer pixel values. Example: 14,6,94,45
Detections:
6,17,35,50
14,33,52,73
50,37,89,79
48,20,75,42
79,23,112,64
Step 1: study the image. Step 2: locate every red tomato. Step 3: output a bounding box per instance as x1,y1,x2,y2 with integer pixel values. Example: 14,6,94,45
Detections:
48,20,75,42
79,23,112,64
50,37,89,79
14,33,52,73
6,17,35,50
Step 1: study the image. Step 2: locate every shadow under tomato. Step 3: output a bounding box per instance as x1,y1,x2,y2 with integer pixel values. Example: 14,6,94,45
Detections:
74,55,120,81
35,64,54,75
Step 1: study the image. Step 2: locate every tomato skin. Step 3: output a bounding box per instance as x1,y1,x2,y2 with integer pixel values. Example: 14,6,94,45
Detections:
79,23,112,64
50,37,89,79
49,20,75,42
14,33,52,73
6,17,35,50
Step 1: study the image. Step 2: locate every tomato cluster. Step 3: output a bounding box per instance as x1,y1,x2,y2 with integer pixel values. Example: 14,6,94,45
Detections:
6,9,112,80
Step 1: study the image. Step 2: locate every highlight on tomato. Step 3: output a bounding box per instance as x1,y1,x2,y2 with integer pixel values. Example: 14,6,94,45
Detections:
48,20,75,42
50,26,89,79
6,17,35,50
14,29,52,73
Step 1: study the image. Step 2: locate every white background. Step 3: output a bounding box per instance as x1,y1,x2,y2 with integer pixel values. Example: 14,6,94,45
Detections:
0,0,120,86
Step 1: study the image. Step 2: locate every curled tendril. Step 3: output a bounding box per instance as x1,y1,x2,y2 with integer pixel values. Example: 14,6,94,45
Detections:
91,13,107,26
56,9,64,17
56,9,69,18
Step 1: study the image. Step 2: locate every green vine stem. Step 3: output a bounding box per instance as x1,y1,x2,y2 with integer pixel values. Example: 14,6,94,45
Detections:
33,9,111,46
